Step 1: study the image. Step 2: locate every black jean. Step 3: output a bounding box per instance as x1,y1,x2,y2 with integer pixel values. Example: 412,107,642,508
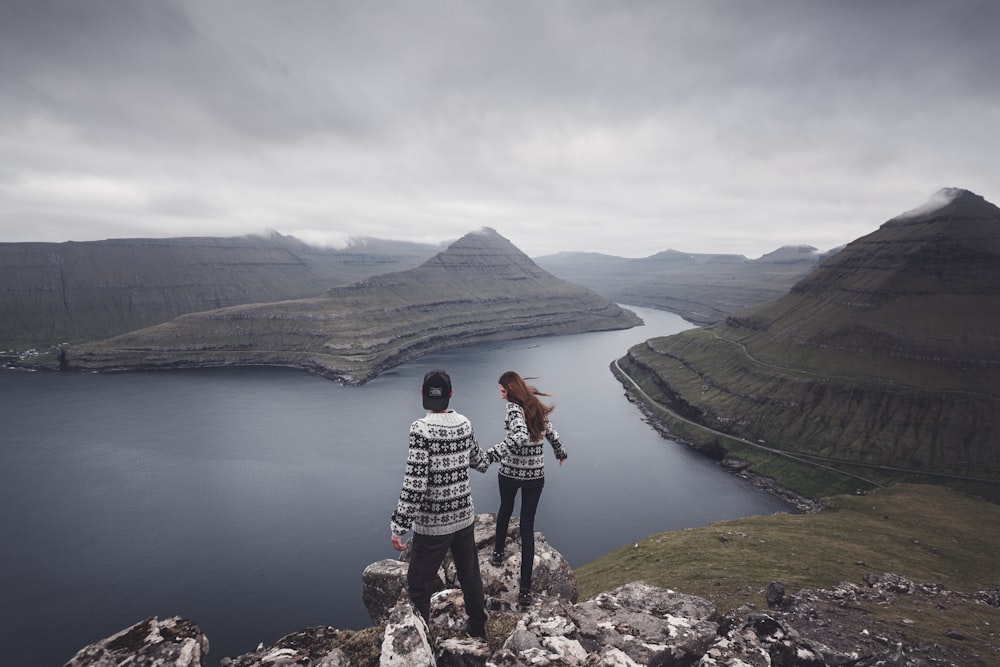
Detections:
406,523,487,632
494,474,544,592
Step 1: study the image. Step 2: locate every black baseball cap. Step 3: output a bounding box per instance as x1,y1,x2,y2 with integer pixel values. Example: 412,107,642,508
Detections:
422,369,452,411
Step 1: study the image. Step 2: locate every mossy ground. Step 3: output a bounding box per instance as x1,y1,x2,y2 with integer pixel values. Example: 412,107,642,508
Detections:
576,483,1000,660
273,486,999,664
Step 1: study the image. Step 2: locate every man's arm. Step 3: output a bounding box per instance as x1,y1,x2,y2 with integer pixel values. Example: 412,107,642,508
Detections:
468,429,491,473
390,425,430,544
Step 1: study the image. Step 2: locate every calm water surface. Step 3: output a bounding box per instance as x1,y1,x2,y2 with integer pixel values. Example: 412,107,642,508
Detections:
0,306,791,665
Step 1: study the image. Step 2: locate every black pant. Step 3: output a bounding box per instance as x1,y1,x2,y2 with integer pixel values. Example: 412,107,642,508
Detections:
495,474,544,592
407,524,487,632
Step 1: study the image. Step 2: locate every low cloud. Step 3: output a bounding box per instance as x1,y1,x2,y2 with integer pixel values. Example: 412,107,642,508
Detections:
1,1,998,257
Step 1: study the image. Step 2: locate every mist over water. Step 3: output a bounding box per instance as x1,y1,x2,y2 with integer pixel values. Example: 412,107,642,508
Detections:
0,306,791,665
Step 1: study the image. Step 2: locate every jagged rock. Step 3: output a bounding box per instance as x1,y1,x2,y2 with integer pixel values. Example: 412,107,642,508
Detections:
572,582,719,665
765,580,786,608
380,599,436,666
976,588,1000,607
435,636,491,666
219,626,352,667
708,612,829,666
362,514,578,626
470,582,720,666
710,571,997,666
502,620,544,654
64,616,209,667
66,560,997,666
458,514,578,610
581,645,643,666
362,559,411,625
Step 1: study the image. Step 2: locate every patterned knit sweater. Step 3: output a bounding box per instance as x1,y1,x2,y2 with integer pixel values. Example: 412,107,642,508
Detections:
391,410,490,537
485,402,567,481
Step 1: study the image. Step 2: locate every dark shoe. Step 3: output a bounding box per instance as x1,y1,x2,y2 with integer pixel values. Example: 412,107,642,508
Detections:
467,624,487,640
490,551,504,566
518,589,532,607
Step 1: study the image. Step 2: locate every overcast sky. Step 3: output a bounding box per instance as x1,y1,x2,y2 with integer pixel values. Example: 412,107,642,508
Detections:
1,1,998,258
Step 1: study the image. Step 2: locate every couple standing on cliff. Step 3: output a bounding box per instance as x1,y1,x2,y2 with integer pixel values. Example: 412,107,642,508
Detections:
389,368,568,640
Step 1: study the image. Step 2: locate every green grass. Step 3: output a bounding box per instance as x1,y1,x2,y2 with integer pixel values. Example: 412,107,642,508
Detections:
615,341,1000,503
576,483,1000,659
260,485,1000,664
577,484,1000,603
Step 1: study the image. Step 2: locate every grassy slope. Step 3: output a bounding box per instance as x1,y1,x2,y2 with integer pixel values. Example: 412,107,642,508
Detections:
268,484,1000,666
616,329,1000,503
576,483,1000,658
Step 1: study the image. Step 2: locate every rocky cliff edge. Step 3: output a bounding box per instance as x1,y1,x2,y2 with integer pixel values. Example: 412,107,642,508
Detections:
64,514,999,666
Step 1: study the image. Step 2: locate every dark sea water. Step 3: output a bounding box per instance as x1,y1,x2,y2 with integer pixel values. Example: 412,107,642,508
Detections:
0,306,792,665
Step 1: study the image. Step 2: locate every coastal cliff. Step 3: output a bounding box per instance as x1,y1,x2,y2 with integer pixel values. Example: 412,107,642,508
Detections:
65,503,1000,666
32,228,641,383
615,188,1000,500
0,233,438,350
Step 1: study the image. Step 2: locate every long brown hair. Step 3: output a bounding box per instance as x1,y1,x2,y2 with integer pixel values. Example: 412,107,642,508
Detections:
499,370,554,441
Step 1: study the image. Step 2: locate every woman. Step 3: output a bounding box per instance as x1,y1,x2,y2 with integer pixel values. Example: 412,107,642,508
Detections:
485,370,567,606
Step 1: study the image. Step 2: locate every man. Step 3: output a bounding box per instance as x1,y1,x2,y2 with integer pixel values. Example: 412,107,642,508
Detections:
390,369,490,639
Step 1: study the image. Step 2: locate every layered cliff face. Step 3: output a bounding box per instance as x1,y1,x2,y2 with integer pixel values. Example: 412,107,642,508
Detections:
0,234,438,350
537,244,826,325
744,187,1000,377
617,188,1000,493
49,228,641,383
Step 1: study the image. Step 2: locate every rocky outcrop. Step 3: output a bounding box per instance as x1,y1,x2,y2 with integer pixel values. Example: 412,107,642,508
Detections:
0,233,438,351
63,511,1000,665
362,514,578,626
67,570,998,666
33,228,641,383
64,616,209,667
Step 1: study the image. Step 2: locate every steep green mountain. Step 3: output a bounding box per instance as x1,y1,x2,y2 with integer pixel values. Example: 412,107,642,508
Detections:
35,228,641,383
0,233,440,350
615,188,1000,500
536,245,828,324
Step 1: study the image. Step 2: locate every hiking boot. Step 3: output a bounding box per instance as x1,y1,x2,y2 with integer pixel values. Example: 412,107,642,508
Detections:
518,589,532,607
490,551,504,567
467,624,487,641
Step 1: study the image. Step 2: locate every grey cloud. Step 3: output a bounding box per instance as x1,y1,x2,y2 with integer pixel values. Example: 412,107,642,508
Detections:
1,0,998,257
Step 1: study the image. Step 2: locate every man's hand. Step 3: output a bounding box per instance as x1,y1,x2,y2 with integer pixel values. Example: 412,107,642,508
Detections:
391,534,408,551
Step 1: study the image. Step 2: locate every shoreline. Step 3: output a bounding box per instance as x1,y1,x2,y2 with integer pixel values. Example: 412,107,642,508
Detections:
610,359,822,514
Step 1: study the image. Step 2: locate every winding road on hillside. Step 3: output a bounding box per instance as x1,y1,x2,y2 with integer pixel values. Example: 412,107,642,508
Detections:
612,357,1000,488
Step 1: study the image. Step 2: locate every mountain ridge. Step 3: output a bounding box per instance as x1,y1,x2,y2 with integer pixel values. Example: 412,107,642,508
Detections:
31,228,641,383
614,187,1000,499
536,244,829,325
0,233,441,350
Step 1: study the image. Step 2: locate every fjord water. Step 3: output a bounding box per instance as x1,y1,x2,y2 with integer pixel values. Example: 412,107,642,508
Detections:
0,306,791,665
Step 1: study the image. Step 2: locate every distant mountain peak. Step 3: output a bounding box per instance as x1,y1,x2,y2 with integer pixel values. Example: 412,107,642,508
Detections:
623,188,1000,489
411,227,546,280
886,187,996,227
794,188,1000,296
753,245,821,264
